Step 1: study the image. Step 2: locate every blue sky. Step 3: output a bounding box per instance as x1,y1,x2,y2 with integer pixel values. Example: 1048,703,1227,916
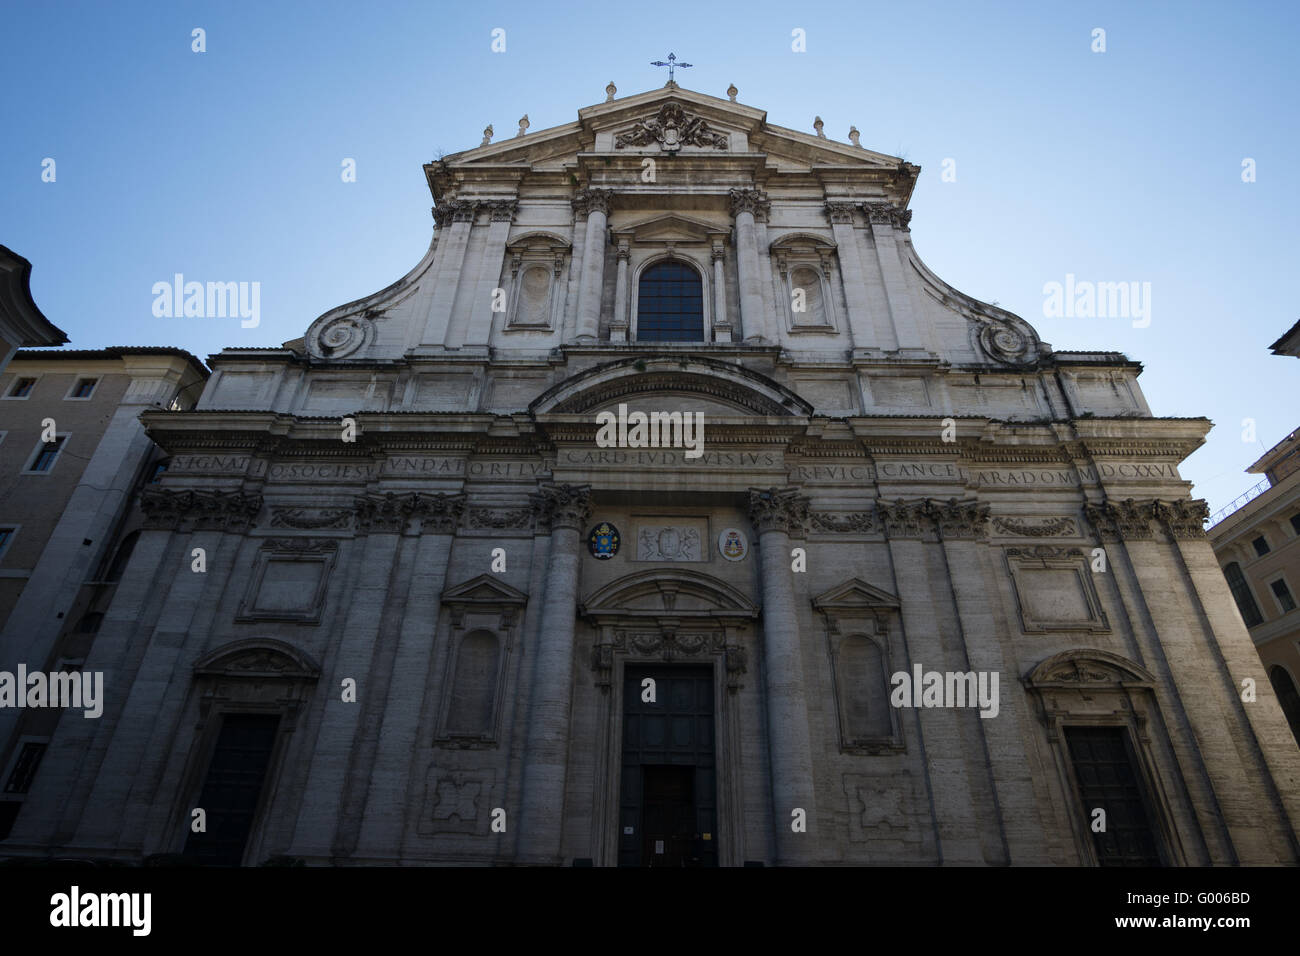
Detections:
2,0,1295,512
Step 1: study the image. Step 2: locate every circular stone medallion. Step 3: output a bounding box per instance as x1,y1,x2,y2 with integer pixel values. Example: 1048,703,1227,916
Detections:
587,522,621,559
718,528,748,561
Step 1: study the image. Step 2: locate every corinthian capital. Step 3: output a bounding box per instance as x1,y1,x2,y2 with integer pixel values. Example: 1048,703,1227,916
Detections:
729,187,770,220
531,483,592,532
571,188,615,218
433,199,478,227
926,498,990,540
1083,498,1155,541
747,487,809,535
824,201,857,225
141,488,263,533
877,499,931,539
354,492,417,534
412,492,467,534
1151,498,1209,539
863,202,911,230
485,199,519,222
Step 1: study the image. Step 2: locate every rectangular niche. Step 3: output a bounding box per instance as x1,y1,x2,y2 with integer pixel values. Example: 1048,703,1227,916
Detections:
633,518,709,562
870,377,930,408
413,374,474,409
237,540,338,624
1005,546,1109,633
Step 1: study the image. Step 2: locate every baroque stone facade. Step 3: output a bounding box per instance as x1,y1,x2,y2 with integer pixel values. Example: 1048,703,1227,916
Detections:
6,84,1300,866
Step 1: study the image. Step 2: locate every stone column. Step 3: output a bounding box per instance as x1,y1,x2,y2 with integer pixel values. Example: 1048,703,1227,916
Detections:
711,239,731,343
1088,498,1296,861
929,498,1046,863
1151,500,1300,858
460,200,517,349
71,491,261,849
418,200,478,348
877,498,984,862
864,203,925,353
516,483,591,863
730,188,771,344
572,190,613,342
824,202,875,350
1082,498,1229,863
747,487,818,864
610,238,631,343
351,494,466,858
289,493,412,859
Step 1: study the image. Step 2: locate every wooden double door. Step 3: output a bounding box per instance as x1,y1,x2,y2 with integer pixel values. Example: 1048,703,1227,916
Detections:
618,665,718,867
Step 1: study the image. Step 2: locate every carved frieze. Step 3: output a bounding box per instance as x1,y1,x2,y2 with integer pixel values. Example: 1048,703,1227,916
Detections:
591,629,747,693
991,515,1077,537
466,507,533,530
270,507,352,531
613,102,729,152
809,511,876,533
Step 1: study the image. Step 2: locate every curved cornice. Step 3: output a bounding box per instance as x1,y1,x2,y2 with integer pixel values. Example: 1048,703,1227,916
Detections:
529,355,815,417
0,244,69,347
1026,648,1157,687
581,567,758,617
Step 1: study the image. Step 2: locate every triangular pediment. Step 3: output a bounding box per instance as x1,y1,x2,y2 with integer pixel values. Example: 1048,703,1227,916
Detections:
441,574,529,608
613,213,727,243
813,578,901,611
435,85,902,178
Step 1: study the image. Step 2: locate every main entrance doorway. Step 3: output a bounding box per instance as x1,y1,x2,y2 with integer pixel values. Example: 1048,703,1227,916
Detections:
183,713,280,865
619,665,717,866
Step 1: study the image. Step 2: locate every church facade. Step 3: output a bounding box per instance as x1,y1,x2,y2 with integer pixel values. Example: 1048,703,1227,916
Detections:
9,83,1300,866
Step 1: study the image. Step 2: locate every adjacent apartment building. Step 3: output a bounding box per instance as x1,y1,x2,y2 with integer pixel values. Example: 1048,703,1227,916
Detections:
1209,318,1300,748
0,347,208,838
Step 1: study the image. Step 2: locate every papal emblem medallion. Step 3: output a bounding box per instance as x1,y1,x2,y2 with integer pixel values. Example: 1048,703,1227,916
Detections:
588,522,621,559
718,527,748,561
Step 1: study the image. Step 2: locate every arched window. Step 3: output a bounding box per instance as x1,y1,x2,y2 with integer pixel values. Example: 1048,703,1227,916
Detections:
1268,666,1300,748
1223,562,1263,627
637,261,704,342
839,635,892,739
446,630,501,736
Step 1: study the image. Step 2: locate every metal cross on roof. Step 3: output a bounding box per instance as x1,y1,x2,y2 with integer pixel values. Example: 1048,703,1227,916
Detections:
650,52,692,84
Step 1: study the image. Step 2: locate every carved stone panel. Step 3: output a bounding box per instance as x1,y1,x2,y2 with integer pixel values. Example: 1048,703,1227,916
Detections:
1005,546,1109,633
635,521,706,562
